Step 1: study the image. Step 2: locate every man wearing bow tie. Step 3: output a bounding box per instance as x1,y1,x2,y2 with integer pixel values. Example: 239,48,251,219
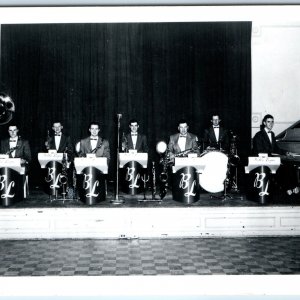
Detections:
0,125,31,166
203,114,229,151
45,122,74,158
252,114,286,156
123,119,148,153
168,119,200,158
76,121,110,163
252,114,299,196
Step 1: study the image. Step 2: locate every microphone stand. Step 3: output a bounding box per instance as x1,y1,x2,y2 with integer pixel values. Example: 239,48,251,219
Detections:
111,114,124,204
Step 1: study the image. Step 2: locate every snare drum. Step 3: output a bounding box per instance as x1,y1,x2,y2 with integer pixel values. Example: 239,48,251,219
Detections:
199,151,228,193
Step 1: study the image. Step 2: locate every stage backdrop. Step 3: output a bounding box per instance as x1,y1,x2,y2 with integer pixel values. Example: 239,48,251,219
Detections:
0,22,251,186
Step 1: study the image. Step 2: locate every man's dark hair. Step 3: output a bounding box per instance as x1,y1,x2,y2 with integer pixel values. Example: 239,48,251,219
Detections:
261,114,274,130
52,121,63,126
262,114,274,123
88,121,100,129
177,119,188,126
129,119,139,126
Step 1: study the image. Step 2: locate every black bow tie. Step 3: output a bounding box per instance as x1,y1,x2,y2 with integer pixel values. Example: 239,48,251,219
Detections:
131,133,137,136
90,138,98,140
268,131,272,134
179,135,187,138
55,133,61,136
213,126,219,128
9,139,16,142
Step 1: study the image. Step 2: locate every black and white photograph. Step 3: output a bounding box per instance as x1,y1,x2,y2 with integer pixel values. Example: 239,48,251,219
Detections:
0,1,299,299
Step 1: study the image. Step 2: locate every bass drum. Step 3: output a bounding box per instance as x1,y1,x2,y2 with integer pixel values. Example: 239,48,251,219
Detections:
199,151,228,193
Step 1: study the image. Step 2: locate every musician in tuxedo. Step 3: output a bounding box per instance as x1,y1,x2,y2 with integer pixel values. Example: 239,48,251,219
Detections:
76,121,110,164
122,119,148,153
252,114,299,196
0,124,31,170
168,119,200,158
1,125,31,165
203,114,230,152
45,121,74,159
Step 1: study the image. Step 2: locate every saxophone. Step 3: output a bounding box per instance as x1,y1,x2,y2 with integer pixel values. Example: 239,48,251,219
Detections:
45,130,51,150
159,146,200,182
121,132,128,153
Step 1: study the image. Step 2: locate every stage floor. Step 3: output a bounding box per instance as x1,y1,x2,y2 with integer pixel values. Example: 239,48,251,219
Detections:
5,184,300,209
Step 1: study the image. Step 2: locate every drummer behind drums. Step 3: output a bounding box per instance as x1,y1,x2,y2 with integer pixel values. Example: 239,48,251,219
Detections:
203,114,230,152
167,119,201,161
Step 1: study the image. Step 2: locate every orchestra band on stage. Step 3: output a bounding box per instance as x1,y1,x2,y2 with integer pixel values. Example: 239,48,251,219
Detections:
0,113,299,206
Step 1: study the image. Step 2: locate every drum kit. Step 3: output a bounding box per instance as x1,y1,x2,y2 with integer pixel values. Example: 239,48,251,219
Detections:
156,135,240,199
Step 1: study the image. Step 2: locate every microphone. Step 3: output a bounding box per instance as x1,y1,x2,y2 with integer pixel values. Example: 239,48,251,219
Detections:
117,113,122,119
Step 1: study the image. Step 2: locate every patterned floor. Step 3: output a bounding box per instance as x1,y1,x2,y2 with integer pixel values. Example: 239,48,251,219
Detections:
0,237,299,276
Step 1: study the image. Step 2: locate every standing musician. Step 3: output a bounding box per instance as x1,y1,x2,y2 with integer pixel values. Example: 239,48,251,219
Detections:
168,119,200,160
0,124,31,170
203,114,230,152
252,114,299,196
122,119,148,153
76,121,110,163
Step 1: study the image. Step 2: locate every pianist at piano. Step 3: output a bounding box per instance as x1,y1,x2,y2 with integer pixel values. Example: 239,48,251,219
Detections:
252,114,299,196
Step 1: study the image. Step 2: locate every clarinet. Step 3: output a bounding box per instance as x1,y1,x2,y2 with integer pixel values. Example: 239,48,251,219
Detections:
91,140,103,155
6,145,19,157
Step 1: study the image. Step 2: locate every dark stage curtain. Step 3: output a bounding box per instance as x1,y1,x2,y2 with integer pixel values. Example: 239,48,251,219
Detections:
0,22,251,186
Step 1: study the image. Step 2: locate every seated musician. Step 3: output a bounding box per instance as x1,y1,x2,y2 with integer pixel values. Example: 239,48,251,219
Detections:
168,119,200,161
203,114,230,152
122,119,149,153
45,121,74,157
76,121,110,164
252,114,299,196
0,124,31,171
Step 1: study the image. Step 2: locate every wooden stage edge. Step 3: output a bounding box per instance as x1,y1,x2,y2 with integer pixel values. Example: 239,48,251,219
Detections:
0,191,300,239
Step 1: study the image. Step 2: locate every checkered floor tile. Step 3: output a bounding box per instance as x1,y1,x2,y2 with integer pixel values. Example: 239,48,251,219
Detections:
0,237,299,276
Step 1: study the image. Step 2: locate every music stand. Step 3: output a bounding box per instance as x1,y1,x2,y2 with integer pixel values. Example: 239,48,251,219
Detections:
245,154,281,204
0,157,25,207
172,157,205,204
38,152,72,202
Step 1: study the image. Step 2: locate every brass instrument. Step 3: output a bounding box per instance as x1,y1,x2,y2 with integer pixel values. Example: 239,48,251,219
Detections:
121,132,128,153
159,144,201,169
0,93,15,125
227,131,240,193
228,131,240,167
45,130,51,150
